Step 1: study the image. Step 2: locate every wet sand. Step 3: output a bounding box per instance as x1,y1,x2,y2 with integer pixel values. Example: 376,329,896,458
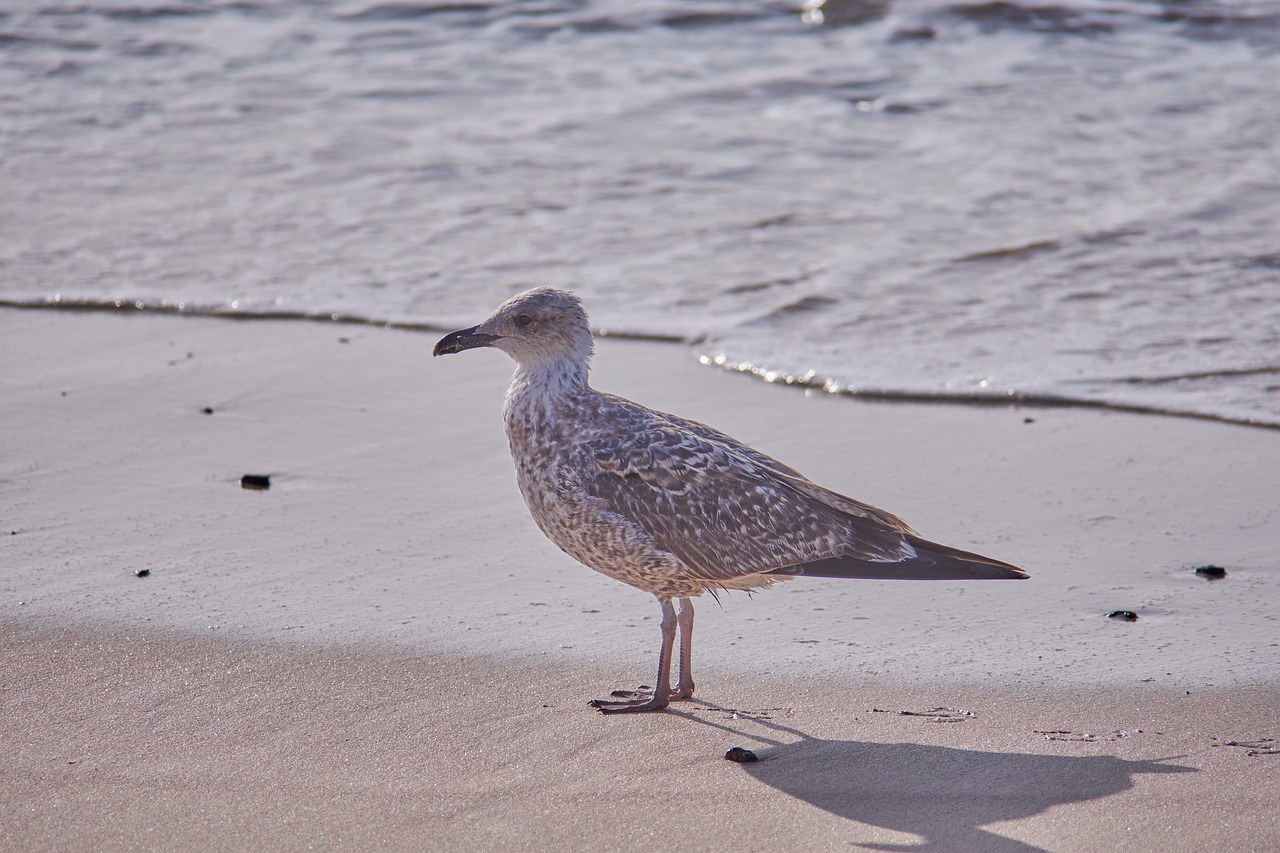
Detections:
2,309,1278,851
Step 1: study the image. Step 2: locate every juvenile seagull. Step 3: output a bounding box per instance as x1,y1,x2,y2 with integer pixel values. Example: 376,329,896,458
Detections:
434,288,1028,713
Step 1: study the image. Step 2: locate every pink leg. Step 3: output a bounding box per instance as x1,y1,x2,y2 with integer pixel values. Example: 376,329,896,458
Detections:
590,599,677,714
671,598,695,701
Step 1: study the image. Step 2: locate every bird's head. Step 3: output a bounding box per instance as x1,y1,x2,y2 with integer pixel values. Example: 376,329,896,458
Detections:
433,287,595,370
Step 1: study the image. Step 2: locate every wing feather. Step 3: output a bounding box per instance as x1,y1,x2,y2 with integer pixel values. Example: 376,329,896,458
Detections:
571,402,915,581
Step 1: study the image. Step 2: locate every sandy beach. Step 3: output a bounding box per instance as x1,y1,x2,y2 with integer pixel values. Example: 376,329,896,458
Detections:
3,308,1278,851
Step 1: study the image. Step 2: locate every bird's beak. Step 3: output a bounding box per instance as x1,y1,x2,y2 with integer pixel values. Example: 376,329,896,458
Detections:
433,325,500,357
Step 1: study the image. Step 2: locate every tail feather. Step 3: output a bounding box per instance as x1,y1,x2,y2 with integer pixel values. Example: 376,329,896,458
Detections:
768,535,1028,581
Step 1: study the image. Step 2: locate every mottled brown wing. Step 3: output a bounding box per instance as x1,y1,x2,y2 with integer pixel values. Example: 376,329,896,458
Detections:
572,423,915,581
599,393,916,534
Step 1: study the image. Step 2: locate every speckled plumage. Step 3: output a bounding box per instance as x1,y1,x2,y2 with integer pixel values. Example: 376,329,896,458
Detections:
434,287,1028,713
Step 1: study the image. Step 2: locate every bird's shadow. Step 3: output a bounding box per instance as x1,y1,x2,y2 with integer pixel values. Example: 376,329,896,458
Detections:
671,702,1195,852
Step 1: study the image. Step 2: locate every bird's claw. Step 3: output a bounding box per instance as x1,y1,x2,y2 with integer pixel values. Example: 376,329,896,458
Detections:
589,685,691,713
591,696,671,714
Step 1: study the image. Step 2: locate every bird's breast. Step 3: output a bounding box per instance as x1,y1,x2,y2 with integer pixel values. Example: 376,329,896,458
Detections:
503,400,575,516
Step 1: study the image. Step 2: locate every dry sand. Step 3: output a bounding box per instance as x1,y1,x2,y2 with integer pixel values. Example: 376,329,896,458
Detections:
2,308,1278,851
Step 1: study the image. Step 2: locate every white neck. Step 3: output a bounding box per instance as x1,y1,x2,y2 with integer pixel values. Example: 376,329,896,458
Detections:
505,355,591,417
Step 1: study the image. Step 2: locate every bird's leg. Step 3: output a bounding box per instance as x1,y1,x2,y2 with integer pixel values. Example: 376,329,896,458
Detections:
671,598,695,701
590,599,677,713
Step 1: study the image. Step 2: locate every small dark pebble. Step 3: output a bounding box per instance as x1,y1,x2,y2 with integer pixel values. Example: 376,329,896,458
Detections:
1108,610,1139,622
201,406,215,415
724,746,758,763
240,474,271,490
1194,565,1227,579
135,569,150,578
338,337,350,344
1023,417,1036,424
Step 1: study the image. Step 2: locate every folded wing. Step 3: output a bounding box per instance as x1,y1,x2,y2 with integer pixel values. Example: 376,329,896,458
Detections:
570,404,1023,584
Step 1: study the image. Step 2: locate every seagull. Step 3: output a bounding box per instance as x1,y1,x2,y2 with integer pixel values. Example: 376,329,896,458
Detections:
434,287,1028,713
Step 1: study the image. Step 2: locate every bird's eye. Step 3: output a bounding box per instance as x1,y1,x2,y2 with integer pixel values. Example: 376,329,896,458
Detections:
515,313,533,327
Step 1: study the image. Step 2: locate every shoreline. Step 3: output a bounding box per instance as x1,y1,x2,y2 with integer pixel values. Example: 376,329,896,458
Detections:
3,308,1278,849
3,300,1276,432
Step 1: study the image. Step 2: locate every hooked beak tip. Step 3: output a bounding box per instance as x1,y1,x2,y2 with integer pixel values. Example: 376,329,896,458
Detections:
434,326,498,357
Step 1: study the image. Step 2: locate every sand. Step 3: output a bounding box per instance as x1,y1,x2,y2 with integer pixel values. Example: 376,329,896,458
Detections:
2,308,1278,851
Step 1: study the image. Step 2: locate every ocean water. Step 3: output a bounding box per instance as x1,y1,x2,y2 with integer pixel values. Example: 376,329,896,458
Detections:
2,0,1278,426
